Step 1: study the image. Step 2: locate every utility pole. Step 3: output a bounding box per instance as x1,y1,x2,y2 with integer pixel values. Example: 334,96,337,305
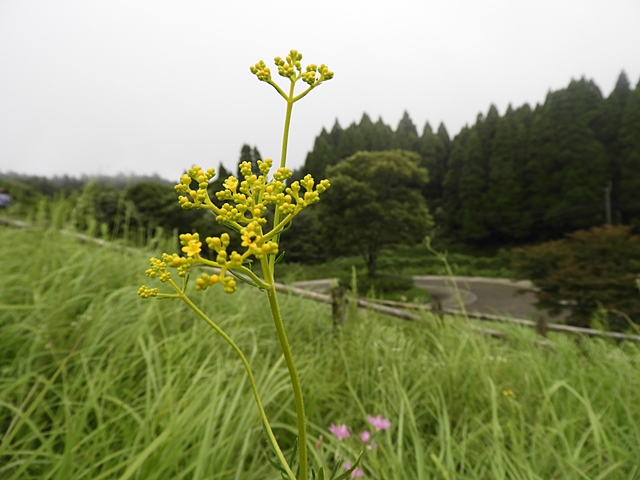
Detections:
604,182,612,225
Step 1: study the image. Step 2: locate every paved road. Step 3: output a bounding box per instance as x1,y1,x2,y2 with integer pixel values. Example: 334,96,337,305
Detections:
294,276,543,320
412,276,540,319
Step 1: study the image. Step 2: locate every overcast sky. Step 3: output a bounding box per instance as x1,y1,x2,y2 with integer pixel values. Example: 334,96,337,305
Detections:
1,0,639,182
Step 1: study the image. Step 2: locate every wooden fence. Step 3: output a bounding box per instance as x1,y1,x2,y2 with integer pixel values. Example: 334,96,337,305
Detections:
3,215,640,343
273,282,640,343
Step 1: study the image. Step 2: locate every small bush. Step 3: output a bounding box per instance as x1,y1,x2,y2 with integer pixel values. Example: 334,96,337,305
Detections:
512,225,640,329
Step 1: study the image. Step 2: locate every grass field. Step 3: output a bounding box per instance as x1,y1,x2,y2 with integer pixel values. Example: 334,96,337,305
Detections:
1,225,640,479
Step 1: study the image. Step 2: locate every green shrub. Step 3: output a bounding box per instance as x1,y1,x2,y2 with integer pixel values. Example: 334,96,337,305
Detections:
512,224,640,329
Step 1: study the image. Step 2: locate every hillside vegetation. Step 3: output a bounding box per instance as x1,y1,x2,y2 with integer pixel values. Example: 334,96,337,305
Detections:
1,226,640,479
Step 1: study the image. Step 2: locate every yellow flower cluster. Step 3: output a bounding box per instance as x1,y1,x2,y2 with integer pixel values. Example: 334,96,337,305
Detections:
147,51,334,298
250,49,333,89
274,50,302,79
180,232,202,258
174,159,327,225
273,174,331,215
199,232,240,293
249,60,271,82
161,252,193,277
174,166,216,210
214,159,277,225
137,286,158,298
240,221,279,258
194,272,237,294
301,63,334,86
145,256,171,282
143,158,330,298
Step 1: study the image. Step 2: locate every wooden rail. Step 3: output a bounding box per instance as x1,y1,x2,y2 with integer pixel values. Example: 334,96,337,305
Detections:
273,283,508,339
3,215,639,343
274,282,640,343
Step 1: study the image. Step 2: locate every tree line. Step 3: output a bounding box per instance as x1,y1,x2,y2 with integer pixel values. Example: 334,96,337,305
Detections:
2,71,638,251
293,72,640,245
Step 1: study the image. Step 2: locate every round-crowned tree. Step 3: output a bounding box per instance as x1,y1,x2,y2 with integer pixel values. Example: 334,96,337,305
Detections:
319,150,434,278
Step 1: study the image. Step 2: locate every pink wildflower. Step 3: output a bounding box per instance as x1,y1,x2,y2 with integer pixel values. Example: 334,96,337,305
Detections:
343,462,364,478
329,423,351,441
351,467,364,478
360,430,371,443
367,414,391,431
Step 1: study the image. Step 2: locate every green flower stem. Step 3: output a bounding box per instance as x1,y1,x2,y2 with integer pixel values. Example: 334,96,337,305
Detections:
234,265,270,289
266,79,289,101
280,81,296,169
269,81,296,273
195,259,269,290
263,213,294,243
260,257,308,480
156,293,181,299
167,279,296,480
291,84,317,103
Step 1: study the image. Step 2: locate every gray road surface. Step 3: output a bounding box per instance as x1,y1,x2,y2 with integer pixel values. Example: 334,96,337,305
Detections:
412,276,540,319
294,276,543,320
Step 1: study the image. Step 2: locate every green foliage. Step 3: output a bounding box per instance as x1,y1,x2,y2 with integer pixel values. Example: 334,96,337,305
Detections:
526,79,610,237
597,72,630,176
295,73,640,247
5,73,640,249
123,180,220,246
279,208,327,264
296,112,425,182
418,122,449,203
320,150,434,278
512,225,640,329
459,129,490,240
617,77,640,226
442,127,470,233
0,178,43,214
486,105,532,240
392,111,420,151
2,227,640,479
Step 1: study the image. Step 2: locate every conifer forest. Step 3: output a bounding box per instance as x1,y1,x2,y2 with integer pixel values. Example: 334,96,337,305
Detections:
292,72,640,245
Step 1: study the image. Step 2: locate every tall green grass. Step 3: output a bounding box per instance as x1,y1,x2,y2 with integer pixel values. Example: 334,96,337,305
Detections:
1,225,639,479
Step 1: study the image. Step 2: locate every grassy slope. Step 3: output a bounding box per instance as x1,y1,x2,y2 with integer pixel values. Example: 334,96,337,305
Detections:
1,226,639,479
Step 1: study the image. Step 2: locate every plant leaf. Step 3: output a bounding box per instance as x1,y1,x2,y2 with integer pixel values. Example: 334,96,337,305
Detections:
318,466,326,480
288,437,298,468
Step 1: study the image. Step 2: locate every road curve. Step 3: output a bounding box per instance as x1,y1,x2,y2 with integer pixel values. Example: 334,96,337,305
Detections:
294,275,542,320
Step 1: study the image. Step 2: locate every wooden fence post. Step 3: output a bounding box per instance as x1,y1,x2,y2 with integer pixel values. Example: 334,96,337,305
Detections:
432,298,444,323
536,314,548,337
331,286,346,327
